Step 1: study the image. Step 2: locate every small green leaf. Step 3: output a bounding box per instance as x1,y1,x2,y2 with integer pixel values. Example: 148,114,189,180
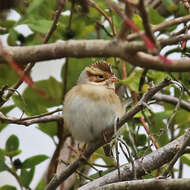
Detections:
38,122,57,138
26,0,46,14
0,149,5,161
181,154,190,166
0,185,17,190
0,64,18,87
5,135,19,152
0,105,15,115
22,155,48,169
7,29,19,46
162,0,177,12
148,8,164,25
28,19,53,34
133,14,143,30
120,69,143,92
0,106,15,132
20,167,35,188
0,160,9,172
0,20,16,31
13,77,62,115
35,179,46,190
136,134,147,147
5,149,22,157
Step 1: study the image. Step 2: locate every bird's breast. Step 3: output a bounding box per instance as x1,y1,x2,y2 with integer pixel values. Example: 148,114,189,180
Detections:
64,84,124,142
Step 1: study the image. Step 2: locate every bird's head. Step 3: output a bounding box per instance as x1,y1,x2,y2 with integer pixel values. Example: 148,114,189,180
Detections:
77,61,118,90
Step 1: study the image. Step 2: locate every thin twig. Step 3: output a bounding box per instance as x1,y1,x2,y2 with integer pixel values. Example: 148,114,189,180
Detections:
87,0,117,35
118,138,136,179
138,0,156,45
127,14,190,41
167,80,184,129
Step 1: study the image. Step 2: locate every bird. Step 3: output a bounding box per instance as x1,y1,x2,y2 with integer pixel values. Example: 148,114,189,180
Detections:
63,61,124,153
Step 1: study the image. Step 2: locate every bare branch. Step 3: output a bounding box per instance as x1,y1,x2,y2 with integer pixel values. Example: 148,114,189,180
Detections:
160,34,190,48
162,128,190,177
80,129,190,190
2,39,190,72
138,0,156,44
0,112,62,126
94,178,190,190
153,93,190,111
127,14,190,41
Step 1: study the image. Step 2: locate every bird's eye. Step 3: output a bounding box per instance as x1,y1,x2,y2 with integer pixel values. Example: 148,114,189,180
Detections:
96,75,104,79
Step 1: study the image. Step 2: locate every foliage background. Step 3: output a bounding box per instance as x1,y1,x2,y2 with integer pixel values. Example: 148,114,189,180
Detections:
1,0,190,190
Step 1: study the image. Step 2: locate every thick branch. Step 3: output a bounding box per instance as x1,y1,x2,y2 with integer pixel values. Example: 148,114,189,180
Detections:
2,40,144,64
80,130,190,190
2,39,190,72
94,178,190,190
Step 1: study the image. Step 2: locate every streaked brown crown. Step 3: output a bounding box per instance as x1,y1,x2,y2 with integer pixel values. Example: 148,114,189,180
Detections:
86,61,114,83
89,61,113,75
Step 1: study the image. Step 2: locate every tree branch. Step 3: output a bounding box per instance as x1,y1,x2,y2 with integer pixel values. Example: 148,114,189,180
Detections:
0,112,62,126
153,93,190,112
2,39,190,72
80,129,190,190
94,178,190,190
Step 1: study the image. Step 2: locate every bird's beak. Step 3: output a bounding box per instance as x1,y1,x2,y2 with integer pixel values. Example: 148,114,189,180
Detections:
110,76,119,83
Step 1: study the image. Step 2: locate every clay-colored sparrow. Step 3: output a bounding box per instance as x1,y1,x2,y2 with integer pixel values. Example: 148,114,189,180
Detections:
63,61,124,148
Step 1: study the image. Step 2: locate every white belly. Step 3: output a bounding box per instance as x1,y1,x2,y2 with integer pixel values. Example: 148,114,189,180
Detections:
64,96,121,142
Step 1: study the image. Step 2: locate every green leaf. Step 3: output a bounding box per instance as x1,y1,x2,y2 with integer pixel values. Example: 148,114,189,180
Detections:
0,20,16,34
26,0,46,14
38,122,57,138
162,0,177,12
61,58,91,92
13,77,62,115
120,69,143,92
0,149,5,161
150,112,169,146
22,155,48,169
0,65,18,87
0,20,16,29
0,185,17,190
133,14,143,30
136,134,147,147
5,150,22,157
0,106,15,132
0,105,15,115
20,167,35,188
7,29,19,46
181,154,190,166
28,19,53,34
0,160,9,172
5,135,19,152
147,70,170,84
148,8,164,25
25,0,57,20
35,179,46,190
92,147,115,165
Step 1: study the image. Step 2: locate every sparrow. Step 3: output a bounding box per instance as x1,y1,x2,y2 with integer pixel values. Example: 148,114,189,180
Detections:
63,61,124,153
